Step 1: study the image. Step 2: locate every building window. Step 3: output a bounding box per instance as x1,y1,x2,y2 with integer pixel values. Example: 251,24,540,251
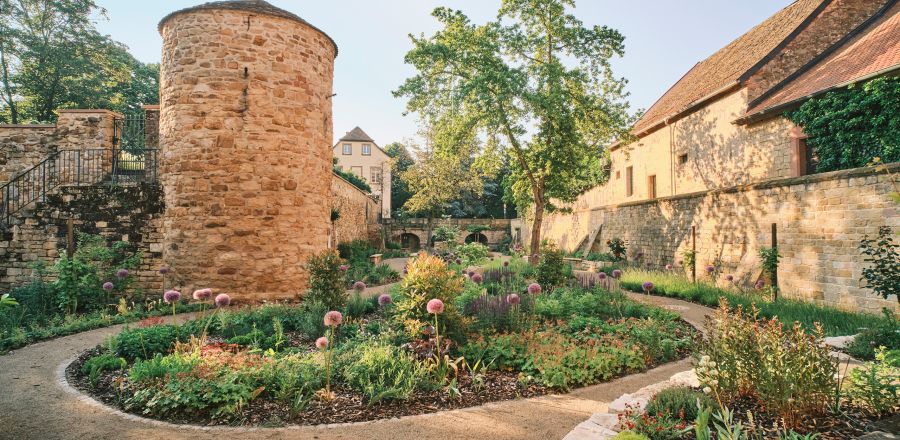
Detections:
370,166,383,185
647,175,657,199
362,144,371,155
625,166,633,196
615,170,621,179
342,143,352,155
678,153,688,165
800,138,818,176
351,166,363,178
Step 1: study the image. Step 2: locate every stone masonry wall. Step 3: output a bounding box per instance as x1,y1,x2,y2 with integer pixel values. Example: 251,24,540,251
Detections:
0,183,165,293
331,174,380,247
540,164,899,313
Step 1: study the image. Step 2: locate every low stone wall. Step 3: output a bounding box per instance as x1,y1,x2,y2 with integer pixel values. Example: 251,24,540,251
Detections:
0,183,165,293
539,164,899,313
383,218,512,250
331,174,381,246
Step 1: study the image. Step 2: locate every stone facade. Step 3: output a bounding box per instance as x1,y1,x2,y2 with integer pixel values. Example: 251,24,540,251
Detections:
384,218,512,251
540,164,899,313
333,127,392,219
158,4,337,301
331,174,380,247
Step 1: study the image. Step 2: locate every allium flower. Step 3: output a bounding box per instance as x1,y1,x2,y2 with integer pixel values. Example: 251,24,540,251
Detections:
378,294,392,306
755,280,765,290
706,265,715,274
598,272,607,280
503,261,509,267
507,293,520,305
192,288,212,301
353,281,366,292
611,269,622,279
642,281,654,293
725,274,734,282
339,264,349,272
527,283,542,295
116,268,129,279
665,264,673,270
163,290,181,303
103,281,114,291
158,266,170,275
214,293,231,307
455,258,462,265
467,271,475,277
426,298,445,314
324,310,343,327
315,336,329,349
471,273,483,284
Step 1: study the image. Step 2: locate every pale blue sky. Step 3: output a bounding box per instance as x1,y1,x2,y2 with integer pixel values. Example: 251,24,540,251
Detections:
95,0,791,145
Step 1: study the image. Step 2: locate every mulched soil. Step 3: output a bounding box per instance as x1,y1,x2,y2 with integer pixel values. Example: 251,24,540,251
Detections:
67,346,550,427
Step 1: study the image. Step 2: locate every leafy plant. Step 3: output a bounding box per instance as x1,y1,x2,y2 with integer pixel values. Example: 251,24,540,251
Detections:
111,325,179,361
304,249,348,310
81,352,126,387
645,387,716,424
392,253,467,341
758,246,781,293
859,226,899,302
261,353,324,413
432,225,460,243
607,238,627,261
340,341,427,404
536,242,568,291
682,249,696,279
845,346,900,416
845,308,900,360
455,242,489,267
611,432,650,440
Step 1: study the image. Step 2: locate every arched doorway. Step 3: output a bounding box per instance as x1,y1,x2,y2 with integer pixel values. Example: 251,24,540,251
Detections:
400,233,421,251
465,232,488,245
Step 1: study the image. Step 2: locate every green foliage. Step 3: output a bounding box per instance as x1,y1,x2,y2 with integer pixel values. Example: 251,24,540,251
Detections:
758,246,781,288
346,292,376,319
392,254,467,341
400,140,494,217
455,242,489,266
52,233,140,315
81,352,126,387
845,308,900,360
607,238,627,261
845,347,900,416
337,240,376,264
261,354,324,413
785,76,900,172
334,166,372,192
304,249,347,310
432,225,460,243
536,243,568,290
111,325,179,361
682,249,697,277
339,341,427,404
645,387,716,424
859,226,900,302
385,142,415,214
612,432,650,440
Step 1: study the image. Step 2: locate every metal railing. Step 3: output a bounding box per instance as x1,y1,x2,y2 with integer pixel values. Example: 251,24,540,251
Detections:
0,148,159,227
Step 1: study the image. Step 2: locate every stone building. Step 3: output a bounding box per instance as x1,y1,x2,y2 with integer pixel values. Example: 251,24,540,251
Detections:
332,127,392,219
539,0,899,312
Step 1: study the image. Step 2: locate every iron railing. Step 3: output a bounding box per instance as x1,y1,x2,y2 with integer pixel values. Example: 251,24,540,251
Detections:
0,148,159,227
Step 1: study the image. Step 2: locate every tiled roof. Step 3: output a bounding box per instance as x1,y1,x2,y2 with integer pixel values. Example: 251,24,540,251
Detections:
339,126,375,142
158,0,338,56
632,0,825,135
744,1,900,119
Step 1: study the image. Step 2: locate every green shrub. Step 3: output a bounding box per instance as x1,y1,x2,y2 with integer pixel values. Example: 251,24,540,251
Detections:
859,226,900,303
261,353,325,412
845,347,900,416
305,249,347,310
612,432,649,440
293,300,329,339
346,292,376,319
645,387,716,423
53,233,140,315
337,240,376,265
846,309,900,360
392,253,467,341
607,238,627,261
340,342,427,404
128,353,195,383
432,225,460,243
536,243,568,290
334,167,372,192
127,369,259,418
456,242,489,266
81,352,126,387
111,325,179,361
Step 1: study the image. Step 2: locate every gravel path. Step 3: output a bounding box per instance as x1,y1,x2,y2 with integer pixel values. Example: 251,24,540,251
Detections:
0,288,714,440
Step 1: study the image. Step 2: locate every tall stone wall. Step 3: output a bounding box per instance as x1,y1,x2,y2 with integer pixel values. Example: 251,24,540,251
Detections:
331,174,380,247
540,164,899,313
158,5,337,301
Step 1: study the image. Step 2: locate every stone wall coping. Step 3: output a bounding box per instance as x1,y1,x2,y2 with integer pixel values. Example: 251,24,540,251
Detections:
585,162,900,212
142,105,160,111
0,124,55,129
57,109,123,118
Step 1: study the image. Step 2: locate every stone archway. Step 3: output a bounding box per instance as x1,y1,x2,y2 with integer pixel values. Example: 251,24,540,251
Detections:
465,232,488,245
399,232,421,251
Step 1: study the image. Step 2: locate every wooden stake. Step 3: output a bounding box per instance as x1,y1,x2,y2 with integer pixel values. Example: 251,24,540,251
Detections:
771,222,778,301
66,219,75,258
691,226,696,284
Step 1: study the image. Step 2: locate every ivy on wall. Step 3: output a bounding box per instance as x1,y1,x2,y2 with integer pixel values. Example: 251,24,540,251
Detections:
785,76,899,172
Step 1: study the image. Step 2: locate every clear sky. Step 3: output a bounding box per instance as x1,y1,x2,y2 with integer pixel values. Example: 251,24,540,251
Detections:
94,0,792,145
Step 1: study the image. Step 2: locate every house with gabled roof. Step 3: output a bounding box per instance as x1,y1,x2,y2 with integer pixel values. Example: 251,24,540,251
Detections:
333,126,392,218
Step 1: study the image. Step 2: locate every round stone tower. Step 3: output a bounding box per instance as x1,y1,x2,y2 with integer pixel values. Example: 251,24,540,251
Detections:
158,0,337,301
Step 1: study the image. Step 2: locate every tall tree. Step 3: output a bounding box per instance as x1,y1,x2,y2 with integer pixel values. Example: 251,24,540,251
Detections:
384,141,415,214
395,0,634,259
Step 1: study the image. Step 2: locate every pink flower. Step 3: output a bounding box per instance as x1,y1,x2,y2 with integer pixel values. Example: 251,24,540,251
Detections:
315,336,329,349
214,293,231,307
353,281,366,292
527,283,542,295
725,274,734,282
158,266,170,275
192,288,212,301
665,264,673,270
471,273,483,284
103,281,114,291
706,265,715,274
598,272,607,280
116,268,129,279
755,280,765,290
378,294,392,306
163,290,181,303
642,281,654,293
339,264,349,272
507,293,521,305
426,298,445,314
324,310,343,327
611,269,622,279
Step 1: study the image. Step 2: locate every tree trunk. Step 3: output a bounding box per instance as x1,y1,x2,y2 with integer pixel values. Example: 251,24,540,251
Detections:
529,195,544,265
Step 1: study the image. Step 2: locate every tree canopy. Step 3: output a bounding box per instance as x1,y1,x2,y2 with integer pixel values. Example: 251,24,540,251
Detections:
384,141,415,214
0,0,158,123
395,0,634,256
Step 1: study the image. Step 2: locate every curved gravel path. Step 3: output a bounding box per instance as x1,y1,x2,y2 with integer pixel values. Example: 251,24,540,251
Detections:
0,291,713,440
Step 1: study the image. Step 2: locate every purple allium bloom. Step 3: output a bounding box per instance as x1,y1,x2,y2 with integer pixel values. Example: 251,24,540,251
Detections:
611,269,622,279
471,273,483,284
315,336,329,349
598,272,607,280
192,288,212,301
214,293,231,307
103,281,114,291
642,281,654,293
725,274,734,282
706,265,715,274
378,294,392,306
503,261,509,267
339,264,349,272
455,258,462,265
507,293,521,305
353,281,366,292
467,270,475,277
527,283,542,295
116,268,129,279
163,290,181,304
426,298,445,314
324,310,343,327
755,280,765,290
158,266,170,275
665,264,673,270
